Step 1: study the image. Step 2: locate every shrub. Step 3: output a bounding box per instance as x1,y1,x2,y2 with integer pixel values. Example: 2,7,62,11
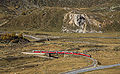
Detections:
113,46,120,51
0,33,29,44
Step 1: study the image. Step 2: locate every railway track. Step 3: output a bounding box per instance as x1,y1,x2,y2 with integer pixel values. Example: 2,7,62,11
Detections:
1,33,120,73
22,35,120,74
22,50,98,74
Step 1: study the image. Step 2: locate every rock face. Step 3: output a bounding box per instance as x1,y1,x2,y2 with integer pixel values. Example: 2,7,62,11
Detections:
62,12,103,33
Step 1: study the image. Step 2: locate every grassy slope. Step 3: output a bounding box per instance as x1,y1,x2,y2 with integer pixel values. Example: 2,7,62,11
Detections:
1,7,67,32
28,0,120,8
0,0,120,32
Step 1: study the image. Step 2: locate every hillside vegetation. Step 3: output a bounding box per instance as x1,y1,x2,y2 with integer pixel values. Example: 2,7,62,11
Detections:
0,0,120,32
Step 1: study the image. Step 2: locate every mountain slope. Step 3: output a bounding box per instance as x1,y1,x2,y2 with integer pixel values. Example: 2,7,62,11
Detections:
1,7,67,32
0,0,120,32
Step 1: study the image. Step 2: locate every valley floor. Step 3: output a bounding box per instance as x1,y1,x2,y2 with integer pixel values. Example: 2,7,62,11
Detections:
0,31,120,74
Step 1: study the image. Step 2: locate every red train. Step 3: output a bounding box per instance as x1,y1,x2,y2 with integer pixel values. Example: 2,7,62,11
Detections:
33,50,91,58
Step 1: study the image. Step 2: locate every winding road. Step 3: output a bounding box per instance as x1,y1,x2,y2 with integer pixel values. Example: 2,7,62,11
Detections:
23,35,120,74
23,34,120,42
63,64,120,74
0,20,9,26
0,33,120,73
23,35,41,40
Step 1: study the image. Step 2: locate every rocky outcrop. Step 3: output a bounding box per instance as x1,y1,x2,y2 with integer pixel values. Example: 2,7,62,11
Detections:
62,12,103,33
